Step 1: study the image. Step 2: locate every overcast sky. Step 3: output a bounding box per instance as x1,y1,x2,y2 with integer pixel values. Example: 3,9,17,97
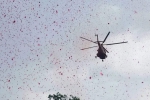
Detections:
1,0,150,100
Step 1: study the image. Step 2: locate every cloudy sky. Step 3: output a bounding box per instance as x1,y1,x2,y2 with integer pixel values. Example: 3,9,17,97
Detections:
1,0,150,100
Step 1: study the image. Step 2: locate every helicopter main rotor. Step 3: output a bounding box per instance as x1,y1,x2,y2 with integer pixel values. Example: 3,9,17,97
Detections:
80,32,128,51
102,31,110,44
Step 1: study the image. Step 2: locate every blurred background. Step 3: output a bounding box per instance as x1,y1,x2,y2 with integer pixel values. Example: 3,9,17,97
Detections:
0,0,150,100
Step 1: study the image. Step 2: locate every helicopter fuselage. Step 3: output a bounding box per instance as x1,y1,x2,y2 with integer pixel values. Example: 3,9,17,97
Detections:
97,43,107,59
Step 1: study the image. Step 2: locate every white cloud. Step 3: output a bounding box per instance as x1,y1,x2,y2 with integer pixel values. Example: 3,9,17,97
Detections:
105,32,150,76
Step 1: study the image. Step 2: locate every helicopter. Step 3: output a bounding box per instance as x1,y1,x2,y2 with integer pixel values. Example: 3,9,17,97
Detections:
80,32,128,62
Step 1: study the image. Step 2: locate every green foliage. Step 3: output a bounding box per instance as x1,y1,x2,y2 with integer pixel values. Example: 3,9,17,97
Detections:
69,95,80,100
48,92,80,100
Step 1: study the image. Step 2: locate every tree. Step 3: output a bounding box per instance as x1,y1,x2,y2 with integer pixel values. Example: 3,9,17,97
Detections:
48,92,80,100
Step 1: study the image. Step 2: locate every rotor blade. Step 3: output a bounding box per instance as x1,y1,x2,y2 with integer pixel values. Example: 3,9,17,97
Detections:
81,46,98,50
103,31,110,43
94,41,103,43
103,47,109,53
103,41,128,45
80,37,97,44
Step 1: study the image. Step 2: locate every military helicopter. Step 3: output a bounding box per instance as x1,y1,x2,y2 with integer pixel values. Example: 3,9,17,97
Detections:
80,32,128,62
